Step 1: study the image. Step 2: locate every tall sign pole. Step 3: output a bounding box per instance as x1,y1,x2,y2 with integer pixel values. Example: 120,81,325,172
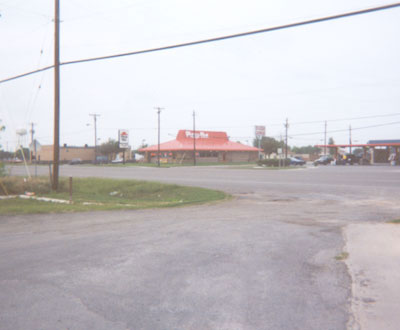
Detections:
255,125,265,160
193,110,196,166
52,0,60,190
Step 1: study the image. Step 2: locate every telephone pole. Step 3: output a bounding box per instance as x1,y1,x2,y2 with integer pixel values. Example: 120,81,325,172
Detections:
89,114,100,160
52,0,60,190
284,118,289,159
29,123,35,163
324,121,327,155
155,107,164,167
349,125,352,154
193,110,196,166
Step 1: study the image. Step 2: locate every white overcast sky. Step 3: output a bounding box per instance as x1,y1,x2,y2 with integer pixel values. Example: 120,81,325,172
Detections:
0,0,399,150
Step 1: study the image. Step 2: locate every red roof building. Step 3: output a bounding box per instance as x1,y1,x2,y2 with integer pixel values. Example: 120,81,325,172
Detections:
139,130,260,163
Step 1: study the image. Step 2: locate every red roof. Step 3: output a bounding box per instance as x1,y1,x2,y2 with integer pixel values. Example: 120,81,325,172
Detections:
140,130,260,152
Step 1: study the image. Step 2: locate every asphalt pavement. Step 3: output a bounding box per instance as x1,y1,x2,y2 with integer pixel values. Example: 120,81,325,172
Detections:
1,164,400,329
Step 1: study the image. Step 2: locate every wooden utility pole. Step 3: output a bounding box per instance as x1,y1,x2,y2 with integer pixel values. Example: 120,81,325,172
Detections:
284,118,289,159
349,125,352,154
52,0,60,190
89,113,100,161
193,110,196,166
154,107,164,167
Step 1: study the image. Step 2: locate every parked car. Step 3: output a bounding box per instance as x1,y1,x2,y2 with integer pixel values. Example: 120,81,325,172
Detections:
111,155,123,164
289,157,306,166
93,155,108,164
69,158,82,165
336,154,361,165
314,155,333,166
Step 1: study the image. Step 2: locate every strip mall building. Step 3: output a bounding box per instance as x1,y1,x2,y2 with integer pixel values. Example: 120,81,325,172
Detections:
139,130,260,163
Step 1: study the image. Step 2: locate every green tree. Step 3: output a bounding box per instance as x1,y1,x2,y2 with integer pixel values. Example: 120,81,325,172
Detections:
253,136,285,156
291,145,321,155
328,137,335,155
99,139,121,159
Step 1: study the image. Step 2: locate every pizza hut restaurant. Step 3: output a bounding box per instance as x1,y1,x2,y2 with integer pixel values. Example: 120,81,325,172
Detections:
139,130,260,164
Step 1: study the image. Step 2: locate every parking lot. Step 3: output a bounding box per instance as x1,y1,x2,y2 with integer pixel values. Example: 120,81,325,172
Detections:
1,165,400,329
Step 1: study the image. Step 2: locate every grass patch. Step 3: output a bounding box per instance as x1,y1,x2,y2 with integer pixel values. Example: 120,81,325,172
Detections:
388,219,400,224
0,176,229,215
334,252,349,261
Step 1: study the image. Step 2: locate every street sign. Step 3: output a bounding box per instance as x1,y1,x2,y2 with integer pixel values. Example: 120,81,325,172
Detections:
277,148,283,155
118,129,129,149
255,125,265,139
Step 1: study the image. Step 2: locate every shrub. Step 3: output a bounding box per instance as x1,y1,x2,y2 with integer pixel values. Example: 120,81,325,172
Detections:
257,158,290,167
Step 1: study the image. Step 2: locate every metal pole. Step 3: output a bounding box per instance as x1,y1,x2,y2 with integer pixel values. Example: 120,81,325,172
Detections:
52,0,60,190
193,110,196,166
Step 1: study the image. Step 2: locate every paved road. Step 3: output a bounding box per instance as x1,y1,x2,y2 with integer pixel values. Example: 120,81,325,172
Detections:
1,165,400,329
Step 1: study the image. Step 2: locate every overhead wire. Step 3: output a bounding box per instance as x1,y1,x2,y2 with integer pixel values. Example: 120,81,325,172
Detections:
289,121,400,137
25,24,52,123
1,2,400,84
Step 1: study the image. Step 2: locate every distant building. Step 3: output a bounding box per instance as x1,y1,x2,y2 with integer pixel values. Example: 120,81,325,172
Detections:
367,139,400,163
139,130,260,163
36,145,95,163
316,139,400,164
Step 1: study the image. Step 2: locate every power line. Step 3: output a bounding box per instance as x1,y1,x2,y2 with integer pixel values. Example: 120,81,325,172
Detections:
289,112,400,126
1,2,400,85
289,121,400,137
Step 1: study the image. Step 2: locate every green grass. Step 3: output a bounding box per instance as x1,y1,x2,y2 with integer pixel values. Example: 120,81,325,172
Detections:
388,219,400,224
0,177,229,215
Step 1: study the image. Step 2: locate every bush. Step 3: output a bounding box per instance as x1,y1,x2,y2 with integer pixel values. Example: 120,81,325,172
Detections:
257,158,290,167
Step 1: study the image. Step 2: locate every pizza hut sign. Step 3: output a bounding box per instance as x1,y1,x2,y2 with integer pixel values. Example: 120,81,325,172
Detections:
119,129,129,149
185,131,209,139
